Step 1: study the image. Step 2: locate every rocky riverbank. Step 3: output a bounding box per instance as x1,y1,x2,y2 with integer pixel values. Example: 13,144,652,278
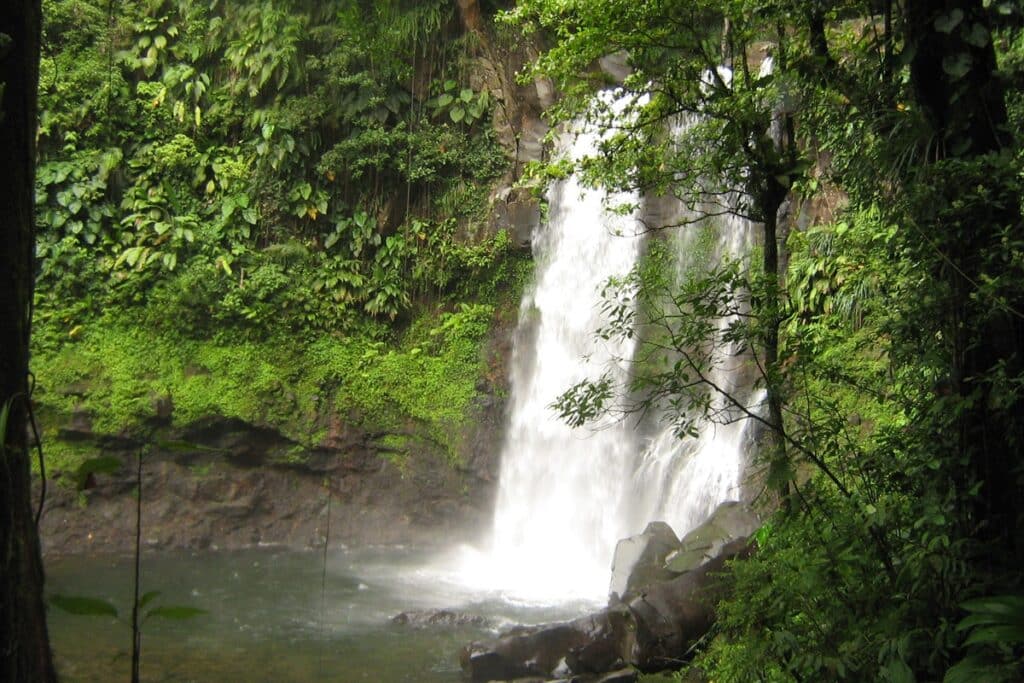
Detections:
458,502,761,683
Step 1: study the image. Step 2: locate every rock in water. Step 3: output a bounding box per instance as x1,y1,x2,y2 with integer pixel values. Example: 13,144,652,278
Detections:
461,502,763,681
390,609,491,629
665,501,759,575
460,542,751,680
608,521,680,601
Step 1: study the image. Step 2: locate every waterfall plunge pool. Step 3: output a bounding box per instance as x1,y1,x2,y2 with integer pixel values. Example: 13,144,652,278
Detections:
47,546,600,682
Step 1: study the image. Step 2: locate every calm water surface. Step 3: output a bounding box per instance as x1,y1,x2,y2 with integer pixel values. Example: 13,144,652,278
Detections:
47,546,597,682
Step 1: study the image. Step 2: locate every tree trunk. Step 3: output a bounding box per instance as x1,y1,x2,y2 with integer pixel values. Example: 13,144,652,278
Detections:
0,2,58,680
760,181,791,508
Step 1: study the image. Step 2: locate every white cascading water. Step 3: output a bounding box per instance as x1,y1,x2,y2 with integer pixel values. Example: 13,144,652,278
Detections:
453,82,764,606
621,64,771,550
455,95,644,604
629,198,762,538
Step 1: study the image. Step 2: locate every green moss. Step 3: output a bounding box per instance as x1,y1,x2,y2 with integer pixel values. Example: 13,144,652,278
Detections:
31,297,500,473
32,425,98,480
331,303,494,465
188,461,215,477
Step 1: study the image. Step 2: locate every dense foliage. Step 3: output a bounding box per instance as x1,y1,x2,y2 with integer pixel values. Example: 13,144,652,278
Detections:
32,0,524,472
28,0,1024,679
36,0,510,330
507,0,1024,681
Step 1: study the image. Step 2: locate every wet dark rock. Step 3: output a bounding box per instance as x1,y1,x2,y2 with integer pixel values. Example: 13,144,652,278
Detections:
58,405,94,441
462,622,593,682
38,408,501,556
391,609,491,629
596,668,639,683
609,521,680,601
619,540,751,671
461,504,759,682
665,502,759,575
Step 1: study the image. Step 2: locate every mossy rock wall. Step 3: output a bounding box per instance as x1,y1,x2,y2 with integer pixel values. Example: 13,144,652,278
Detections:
33,299,519,554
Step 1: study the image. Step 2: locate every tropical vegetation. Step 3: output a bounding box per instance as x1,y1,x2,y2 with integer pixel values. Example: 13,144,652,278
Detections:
31,0,526,475
2,0,1023,680
507,0,1024,680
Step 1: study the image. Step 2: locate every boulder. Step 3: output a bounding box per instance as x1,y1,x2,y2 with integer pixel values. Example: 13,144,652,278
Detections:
609,521,680,601
390,609,491,629
597,668,640,683
665,502,759,575
621,538,752,671
460,545,751,680
461,622,588,682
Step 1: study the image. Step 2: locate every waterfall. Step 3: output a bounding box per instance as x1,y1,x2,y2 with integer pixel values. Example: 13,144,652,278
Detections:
628,197,762,538
470,98,644,603
454,90,761,606
614,84,761,534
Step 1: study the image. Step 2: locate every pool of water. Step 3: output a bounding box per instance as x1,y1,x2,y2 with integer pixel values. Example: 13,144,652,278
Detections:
46,546,600,682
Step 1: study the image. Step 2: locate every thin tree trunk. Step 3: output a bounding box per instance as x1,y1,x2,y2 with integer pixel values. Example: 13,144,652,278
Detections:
0,1,58,680
761,187,791,510
131,450,143,683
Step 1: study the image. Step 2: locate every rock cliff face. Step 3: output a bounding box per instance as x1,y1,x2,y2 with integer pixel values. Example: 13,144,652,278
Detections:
39,397,505,556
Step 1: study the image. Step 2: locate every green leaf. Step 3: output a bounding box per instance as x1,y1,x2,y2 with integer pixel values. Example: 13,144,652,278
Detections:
943,653,1008,683
880,658,916,683
963,624,1024,646
0,399,10,454
960,595,1024,617
449,107,466,123
50,594,118,618
145,605,207,620
942,53,972,80
138,591,162,609
934,9,964,33
963,23,990,48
